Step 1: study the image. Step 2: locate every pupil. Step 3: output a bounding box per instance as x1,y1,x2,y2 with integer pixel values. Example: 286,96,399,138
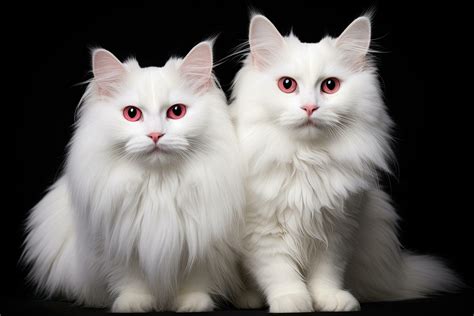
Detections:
326,80,335,90
284,78,292,89
173,106,182,115
128,108,136,118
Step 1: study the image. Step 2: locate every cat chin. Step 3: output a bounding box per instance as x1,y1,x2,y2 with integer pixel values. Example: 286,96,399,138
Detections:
287,123,325,140
141,153,178,168
122,149,179,168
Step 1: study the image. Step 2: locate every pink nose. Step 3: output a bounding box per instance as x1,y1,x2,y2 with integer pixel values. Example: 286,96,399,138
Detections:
301,104,319,116
148,132,164,143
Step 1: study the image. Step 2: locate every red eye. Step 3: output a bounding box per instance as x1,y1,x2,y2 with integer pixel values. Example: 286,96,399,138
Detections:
167,104,187,119
123,106,142,121
321,78,341,94
278,77,297,93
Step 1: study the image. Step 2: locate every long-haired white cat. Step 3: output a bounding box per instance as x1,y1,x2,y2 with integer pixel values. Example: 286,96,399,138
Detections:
22,41,245,312
231,15,459,312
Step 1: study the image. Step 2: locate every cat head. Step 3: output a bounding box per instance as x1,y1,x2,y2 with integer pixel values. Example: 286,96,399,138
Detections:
233,14,389,144
77,41,225,167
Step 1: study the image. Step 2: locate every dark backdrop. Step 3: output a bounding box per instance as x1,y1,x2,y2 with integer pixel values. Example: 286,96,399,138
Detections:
6,0,473,313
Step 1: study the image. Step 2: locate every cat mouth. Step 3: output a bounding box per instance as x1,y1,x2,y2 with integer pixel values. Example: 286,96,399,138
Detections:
147,146,161,154
298,120,318,128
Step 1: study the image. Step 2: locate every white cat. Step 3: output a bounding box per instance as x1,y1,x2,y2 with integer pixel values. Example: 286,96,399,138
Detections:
22,41,245,312
231,15,459,312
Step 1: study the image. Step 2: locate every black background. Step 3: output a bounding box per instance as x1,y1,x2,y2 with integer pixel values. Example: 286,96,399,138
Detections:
6,0,473,314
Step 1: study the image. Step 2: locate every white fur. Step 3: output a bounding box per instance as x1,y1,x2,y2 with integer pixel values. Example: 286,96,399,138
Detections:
231,15,459,312
22,42,245,312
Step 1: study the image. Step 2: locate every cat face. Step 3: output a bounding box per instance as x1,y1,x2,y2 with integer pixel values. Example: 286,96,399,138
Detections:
238,15,380,142
82,42,218,166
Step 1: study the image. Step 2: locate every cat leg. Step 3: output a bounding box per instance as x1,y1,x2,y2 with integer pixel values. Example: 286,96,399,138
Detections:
110,265,156,312
246,238,313,313
174,262,214,312
308,247,360,311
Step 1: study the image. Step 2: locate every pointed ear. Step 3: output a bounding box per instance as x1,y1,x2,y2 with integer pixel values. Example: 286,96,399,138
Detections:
179,41,213,94
92,49,126,96
336,17,371,56
249,15,285,69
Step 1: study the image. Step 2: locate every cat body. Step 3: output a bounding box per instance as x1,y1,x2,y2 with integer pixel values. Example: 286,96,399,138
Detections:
231,15,458,312
23,42,244,312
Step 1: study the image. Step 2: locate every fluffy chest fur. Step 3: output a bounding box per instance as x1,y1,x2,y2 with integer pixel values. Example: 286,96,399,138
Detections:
66,140,243,296
241,124,368,246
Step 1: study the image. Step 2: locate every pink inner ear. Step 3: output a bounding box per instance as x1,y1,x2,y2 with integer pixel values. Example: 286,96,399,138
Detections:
92,49,126,96
179,42,213,94
336,17,371,56
249,15,285,69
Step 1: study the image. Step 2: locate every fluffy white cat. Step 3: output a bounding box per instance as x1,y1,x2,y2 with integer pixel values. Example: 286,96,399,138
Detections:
22,41,245,312
231,15,459,312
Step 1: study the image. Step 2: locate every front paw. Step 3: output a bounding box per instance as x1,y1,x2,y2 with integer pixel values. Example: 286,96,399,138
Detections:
111,292,155,312
268,291,313,313
313,289,360,311
174,291,214,312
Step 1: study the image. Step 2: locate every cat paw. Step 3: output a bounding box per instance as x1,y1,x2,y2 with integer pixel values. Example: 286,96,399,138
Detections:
234,289,265,309
268,291,313,313
174,291,214,312
313,289,360,311
111,292,155,312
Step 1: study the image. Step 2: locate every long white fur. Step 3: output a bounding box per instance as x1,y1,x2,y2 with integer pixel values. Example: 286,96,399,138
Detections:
231,15,459,312
22,41,245,312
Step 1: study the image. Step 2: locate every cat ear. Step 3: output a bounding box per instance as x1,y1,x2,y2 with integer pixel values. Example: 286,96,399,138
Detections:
249,15,285,69
336,17,371,56
179,41,213,94
92,49,126,96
